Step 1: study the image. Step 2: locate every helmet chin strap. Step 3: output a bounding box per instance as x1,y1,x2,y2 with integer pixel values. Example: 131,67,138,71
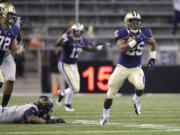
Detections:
72,36,82,41
129,28,139,34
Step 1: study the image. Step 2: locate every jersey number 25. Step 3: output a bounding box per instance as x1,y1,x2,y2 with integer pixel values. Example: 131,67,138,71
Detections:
126,42,144,56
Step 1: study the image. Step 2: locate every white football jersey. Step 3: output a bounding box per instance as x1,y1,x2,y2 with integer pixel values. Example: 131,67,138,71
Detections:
0,104,38,123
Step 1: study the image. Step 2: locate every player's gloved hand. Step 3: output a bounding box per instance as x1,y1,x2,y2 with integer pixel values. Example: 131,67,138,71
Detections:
46,119,56,124
147,58,155,71
42,114,51,120
96,45,104,51
17,42,25,54
55,118,66,123
135,34,144,44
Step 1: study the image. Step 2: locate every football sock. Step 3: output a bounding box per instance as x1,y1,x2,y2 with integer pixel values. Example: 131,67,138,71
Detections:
133,94,139,101
103,108,110,118
65,88,74,105
64,88,71,96
1,94,11,107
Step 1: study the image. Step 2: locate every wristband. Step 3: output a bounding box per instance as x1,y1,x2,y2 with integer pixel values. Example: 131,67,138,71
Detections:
128,40,137,48
62,33,67,39
150,51,156,59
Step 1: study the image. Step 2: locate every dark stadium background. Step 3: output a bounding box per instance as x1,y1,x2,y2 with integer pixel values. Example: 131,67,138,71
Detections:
7,0,180,95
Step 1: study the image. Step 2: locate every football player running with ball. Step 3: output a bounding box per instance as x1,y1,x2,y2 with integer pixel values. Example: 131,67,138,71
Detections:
100,11,157,125
55,23,104,111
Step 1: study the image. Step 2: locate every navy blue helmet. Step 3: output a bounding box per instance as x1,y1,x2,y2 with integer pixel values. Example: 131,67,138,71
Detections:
34,96,53,117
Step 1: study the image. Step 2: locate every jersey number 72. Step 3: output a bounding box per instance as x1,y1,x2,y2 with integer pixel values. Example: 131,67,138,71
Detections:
0,35,11,51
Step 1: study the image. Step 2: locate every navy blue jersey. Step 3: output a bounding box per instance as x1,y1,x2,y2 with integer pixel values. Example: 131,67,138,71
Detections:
114,27,152,68
0,24,19,65
60,35,89,64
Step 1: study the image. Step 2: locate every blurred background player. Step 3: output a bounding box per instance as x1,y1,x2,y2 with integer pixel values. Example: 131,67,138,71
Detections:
0,2,24,108
55,23,104,111
0,96,66,124
100,11,157,125
49,47,65,94
172,0,180,35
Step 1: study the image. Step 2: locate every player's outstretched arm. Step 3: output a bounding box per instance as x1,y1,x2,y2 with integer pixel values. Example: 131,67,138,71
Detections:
26,115,66,124
26,115,47,124
84,45,103,51
55,33,68,47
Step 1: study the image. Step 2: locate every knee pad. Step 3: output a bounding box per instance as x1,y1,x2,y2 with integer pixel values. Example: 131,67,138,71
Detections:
73,85,80,93
107,81,119,99
134,82,145,90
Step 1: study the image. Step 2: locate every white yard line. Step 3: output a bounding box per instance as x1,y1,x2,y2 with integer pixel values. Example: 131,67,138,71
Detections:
72,120,180,130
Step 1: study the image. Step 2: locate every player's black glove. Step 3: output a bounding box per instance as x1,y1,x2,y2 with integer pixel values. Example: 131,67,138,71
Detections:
147,58,155,71
46,119,56,124
55,118,66,123
42,114,51,120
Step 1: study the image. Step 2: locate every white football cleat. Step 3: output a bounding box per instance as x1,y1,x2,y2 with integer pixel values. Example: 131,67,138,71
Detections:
132,97,141,115
100,117,108,126
64,104,75,112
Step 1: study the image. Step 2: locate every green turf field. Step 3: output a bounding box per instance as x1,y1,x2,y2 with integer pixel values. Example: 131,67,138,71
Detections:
0,94,180,135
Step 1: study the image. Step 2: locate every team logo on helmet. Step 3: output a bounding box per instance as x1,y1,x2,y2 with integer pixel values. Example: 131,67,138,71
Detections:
71,23,84,41
124,11,142,34
0,2,16,25
39,98,48,105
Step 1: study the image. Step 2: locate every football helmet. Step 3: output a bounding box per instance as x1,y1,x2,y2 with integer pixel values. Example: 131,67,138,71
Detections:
0,2,16,25
34,96,53,117
124,11,142,34
71,23,84,41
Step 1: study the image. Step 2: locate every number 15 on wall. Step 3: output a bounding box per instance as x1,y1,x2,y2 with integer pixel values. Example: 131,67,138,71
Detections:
82,66,113,92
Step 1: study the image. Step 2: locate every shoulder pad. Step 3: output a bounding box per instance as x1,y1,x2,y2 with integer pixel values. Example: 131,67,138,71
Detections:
141,27,152,39
10,24,19,37
82,37,89,46
23,106,39,120
114,27,129,40
28,106,39,116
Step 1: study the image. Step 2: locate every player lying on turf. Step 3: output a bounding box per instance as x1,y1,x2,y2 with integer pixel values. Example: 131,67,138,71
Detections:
0,96,66,124
100,11,157,125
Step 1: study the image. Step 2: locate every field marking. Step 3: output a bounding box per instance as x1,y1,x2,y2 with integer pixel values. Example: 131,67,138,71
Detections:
1,129,180,135
0,120,180,134
72,120,180,130
0,120,179,129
